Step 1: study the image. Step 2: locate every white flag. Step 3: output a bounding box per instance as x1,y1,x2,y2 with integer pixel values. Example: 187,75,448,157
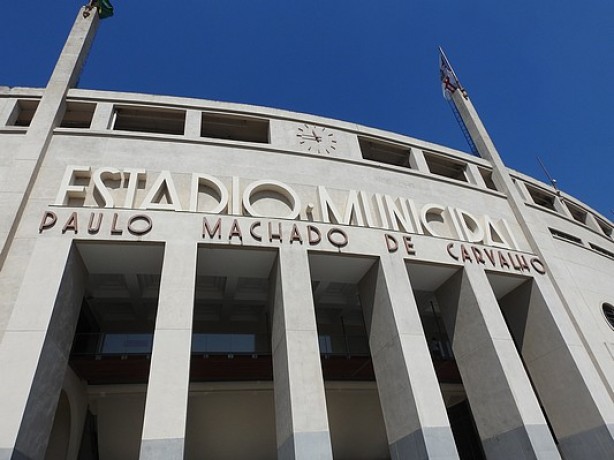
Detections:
439,47,461,100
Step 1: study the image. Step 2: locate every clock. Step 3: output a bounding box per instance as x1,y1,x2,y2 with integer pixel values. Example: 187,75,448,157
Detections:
296,124,337,154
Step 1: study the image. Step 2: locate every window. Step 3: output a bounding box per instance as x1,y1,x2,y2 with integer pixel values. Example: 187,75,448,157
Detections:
564,201,587,224
424,153,468,182
589,244,614,260
595,218,613,239
201,112,269,143
526,184,556,211
8,99,39,127
113,106,185,135
603,303,614,329
478,166,498,190
60,102,96,128
549,228,583,245
358,137,411,168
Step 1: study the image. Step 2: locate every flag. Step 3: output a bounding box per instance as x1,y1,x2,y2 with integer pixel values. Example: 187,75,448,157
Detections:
95,0,114,19
439,47,461,100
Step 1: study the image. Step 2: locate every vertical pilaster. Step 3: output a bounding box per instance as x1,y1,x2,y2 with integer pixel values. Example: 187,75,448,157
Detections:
359,255,459,460
271,247,333,460
0,238,87,460
409,147,430,173
436,264,560,460
139,241,197,460
465,163,487,188
90,102,114,130
184,110,202,138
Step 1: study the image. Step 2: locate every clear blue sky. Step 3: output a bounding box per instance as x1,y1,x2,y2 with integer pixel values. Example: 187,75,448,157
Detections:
1,1,612,219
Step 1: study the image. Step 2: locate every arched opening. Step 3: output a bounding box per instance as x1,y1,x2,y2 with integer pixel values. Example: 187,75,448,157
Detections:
602,303,614,329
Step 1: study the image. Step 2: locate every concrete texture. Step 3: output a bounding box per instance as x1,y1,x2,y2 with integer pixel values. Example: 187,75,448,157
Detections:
139,438,184,460
436,265,560,459
0,240,86,459
271,247,333,460
277,431,333,460
359,255,459,459
139,241,197,459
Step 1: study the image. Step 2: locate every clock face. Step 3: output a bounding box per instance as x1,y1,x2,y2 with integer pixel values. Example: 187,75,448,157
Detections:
296,124,337,154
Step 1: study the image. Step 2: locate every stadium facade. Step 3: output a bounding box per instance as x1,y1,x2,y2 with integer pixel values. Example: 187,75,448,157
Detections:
0,7,613,460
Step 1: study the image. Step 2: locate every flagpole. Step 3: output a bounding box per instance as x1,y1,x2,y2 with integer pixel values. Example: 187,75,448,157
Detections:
438,46,462,91
442,51,614,457
0,6,99,266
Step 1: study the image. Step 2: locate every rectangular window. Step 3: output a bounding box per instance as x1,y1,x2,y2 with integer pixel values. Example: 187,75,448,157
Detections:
549,228,583,245
112,106,185,135
60,102,96,128
589,243,614,259
201,112,269,143
595,218,613,239
358,137,411,168
424,153,468,182
526,184,557,211
8,99,39,127
478,166,498,190
564,201,588,224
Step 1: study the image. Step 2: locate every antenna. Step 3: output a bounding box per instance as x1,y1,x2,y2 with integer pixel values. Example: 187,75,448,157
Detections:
536,156,559,194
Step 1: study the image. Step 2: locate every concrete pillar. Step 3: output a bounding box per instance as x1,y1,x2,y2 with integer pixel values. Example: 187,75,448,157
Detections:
0,238,87,460
139,241,197,460
501,277,614,459
409,147,430,173
270,247,333,460
184,110,201,138
0,98,16,126
90,102,114,130
435,264,560,460
465,163,487,188
359,255,459,460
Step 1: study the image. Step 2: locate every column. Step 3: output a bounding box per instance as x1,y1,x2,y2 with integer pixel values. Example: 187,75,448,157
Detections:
0,238,87,460
359,254,459,460
435,264,560,460
271,247,333,460
184,110,202,138
512,277,614,459
139,241,197,460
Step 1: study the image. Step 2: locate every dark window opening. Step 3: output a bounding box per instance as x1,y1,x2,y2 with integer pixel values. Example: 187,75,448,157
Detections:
589,244,614,260
565,201,588,224
358,137,411,168
603,303,614,329
60,102,96,128
478,167,498,190
549,228,583,245
526,185,557,211
113,106,185,135
424,153,468,182
10,99,39,127
201,112,269,143
596,218,613,239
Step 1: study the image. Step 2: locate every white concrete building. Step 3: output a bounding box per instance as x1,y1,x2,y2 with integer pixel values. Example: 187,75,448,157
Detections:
0,8,613,460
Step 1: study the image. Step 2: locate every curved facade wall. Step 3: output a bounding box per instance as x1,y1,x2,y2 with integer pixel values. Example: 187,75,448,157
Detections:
0,86,613,460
